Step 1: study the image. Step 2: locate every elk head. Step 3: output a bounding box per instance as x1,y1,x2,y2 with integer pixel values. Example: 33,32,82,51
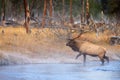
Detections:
66,29,89,46
66,29,84,51
66,29,84,41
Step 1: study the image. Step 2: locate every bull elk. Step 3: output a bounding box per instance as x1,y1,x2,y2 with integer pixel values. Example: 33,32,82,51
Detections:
66,30,109,65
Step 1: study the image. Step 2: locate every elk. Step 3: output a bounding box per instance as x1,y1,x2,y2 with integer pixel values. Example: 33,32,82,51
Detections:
66,31,109,65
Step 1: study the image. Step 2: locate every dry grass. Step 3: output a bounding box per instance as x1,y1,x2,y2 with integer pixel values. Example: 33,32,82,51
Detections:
71,30,114,44
0,26,120,65
0,27,75,64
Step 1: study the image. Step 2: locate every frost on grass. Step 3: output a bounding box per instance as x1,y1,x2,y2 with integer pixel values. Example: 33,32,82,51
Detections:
0,27,120,65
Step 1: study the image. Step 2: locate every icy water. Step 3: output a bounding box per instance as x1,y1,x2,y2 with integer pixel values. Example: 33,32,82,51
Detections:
0,61,120,80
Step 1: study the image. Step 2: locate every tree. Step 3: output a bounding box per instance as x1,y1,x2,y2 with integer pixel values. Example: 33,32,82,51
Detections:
1,0,5,26
108,0,120,20
41,0,47,28
86,0,90,24
23,0,31,33
62,0,65,23
81,0,85,23
70,0,74,24
49,0,53,25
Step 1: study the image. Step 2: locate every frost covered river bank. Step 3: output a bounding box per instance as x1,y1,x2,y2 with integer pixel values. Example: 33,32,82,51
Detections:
0,27,120,80
0,61,120,80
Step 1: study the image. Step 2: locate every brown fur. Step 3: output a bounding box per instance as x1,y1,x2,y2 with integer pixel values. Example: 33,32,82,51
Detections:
66,39,109,65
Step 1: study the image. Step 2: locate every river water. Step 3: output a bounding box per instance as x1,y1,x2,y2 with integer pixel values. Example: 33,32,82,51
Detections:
0,61,120,80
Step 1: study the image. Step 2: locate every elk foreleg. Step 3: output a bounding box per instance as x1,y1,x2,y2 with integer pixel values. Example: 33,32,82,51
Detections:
76,52,82,59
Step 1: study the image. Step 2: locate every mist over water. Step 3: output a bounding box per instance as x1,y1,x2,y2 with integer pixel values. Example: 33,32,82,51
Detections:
0,61,120,80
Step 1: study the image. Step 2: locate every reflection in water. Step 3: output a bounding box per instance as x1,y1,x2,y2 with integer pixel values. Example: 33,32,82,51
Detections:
0,61,120,80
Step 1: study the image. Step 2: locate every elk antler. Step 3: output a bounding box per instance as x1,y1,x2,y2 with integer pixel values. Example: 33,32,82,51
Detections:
67,28,89,40
72,30,84,40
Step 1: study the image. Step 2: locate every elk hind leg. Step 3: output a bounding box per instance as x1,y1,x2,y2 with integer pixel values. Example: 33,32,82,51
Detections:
99,56,104,65
83,54,86,65
101,58,104,65
104,55,109,63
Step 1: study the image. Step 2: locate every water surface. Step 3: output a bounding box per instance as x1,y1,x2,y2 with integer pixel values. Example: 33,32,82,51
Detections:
0,61,120,80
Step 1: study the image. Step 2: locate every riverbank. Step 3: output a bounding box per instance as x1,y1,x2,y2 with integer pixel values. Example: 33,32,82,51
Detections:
0,27,120,65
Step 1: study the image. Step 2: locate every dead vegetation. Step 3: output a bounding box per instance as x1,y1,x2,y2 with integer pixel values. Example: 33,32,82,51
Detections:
0,27,120,65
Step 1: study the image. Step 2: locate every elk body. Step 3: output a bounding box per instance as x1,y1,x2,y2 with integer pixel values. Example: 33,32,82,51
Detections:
66,33,109,65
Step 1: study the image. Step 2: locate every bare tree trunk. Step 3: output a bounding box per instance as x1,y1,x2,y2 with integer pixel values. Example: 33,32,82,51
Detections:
23,0,31,33
42,0,47,28
70,0,74,24
1,0,5,26
29,0,35,18
49,0,52,25
81,0,85,23
62,0,65,23
86,0,90,24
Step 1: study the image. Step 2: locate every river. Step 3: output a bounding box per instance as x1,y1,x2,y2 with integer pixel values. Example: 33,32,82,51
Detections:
0,61,120,80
